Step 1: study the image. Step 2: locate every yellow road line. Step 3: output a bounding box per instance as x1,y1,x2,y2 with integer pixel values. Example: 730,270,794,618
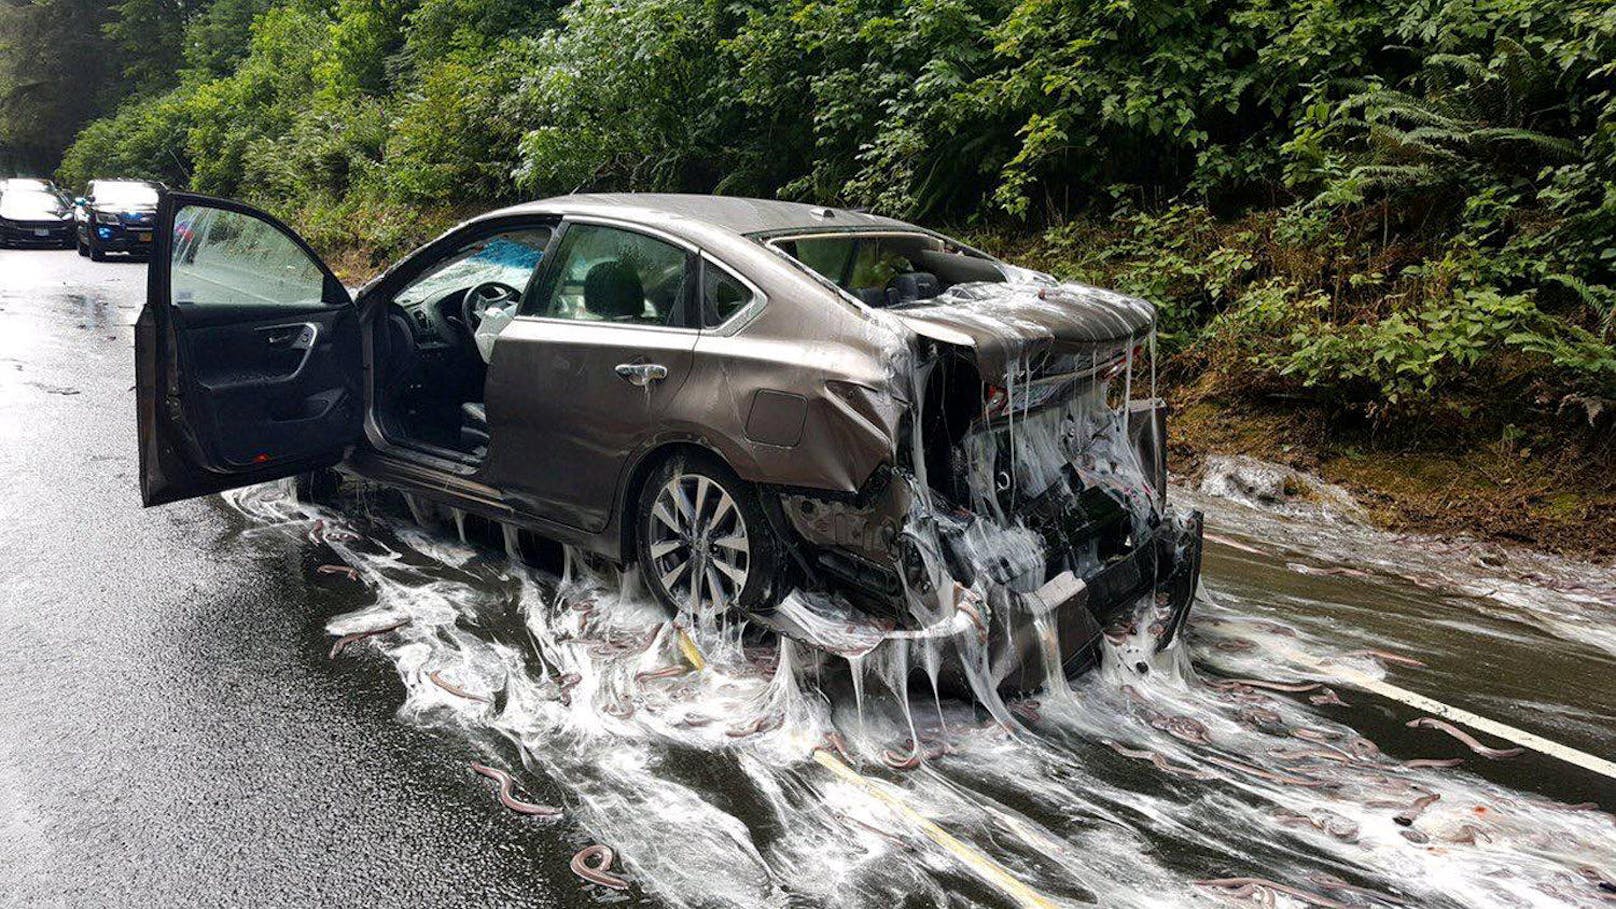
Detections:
1280,646,1616,781
674,628,706,671
813,750,1060,909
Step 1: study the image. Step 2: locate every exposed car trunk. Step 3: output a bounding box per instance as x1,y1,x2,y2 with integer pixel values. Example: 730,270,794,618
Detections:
774,278,1201,696
884,280,1157,378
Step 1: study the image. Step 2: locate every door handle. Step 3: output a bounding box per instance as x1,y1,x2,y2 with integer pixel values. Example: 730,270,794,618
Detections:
261,323,317,350
615,363,669,386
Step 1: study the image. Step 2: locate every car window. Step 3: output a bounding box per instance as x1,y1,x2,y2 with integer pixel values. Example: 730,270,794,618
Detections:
700,259,755,328
528,224,692,327
92,182,158,207
171,206,326,308
848,238,911,290
789,236,855,286
394,227,552,308
776,231,997,307
0,190,67,219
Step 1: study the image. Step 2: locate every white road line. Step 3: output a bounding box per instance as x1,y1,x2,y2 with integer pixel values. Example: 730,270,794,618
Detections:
1281,646,1616,781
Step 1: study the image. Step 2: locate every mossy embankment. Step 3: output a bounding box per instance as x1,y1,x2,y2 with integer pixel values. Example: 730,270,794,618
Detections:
1165,391,1615,561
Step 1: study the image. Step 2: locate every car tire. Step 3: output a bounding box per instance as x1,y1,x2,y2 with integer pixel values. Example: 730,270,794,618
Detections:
635,450,782,619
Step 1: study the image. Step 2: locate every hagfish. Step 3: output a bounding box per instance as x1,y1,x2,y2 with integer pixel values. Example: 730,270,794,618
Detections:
328,618,411,659
1343,649,1427,668
1211,678,1322,694
1101,739,1216,780
469,762,561,817
882,747,922,771
634,665,689,684
1394,791,1441,826
1195,877,1350,909
570,844,630,891
428,670,491,704
1406,717,1524,759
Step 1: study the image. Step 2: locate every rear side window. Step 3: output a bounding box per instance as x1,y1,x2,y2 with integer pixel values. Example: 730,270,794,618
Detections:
527,223,694,328
788,236,855,286
700,259,755,327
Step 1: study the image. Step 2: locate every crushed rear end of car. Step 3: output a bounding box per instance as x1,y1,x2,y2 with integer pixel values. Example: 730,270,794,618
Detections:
766,279,1203,696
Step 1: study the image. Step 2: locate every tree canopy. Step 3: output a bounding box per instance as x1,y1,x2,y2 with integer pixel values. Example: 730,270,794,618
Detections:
2,0,1612,424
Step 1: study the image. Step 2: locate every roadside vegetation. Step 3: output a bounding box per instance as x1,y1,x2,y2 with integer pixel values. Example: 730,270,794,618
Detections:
3,0,1613,554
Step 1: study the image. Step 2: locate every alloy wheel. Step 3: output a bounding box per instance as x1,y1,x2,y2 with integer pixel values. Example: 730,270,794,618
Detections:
645,472,750,615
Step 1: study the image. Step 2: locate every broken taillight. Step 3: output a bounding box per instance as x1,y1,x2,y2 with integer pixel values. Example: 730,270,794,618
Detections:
983,384,1009,416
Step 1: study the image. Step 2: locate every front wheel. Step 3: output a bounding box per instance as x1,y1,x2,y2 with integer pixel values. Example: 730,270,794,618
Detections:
636,452,782,619
88,232,106,261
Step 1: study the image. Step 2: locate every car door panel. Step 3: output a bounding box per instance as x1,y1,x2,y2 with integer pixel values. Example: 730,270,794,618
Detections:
138,192,361,507
173,305,360,468
481,318,696,532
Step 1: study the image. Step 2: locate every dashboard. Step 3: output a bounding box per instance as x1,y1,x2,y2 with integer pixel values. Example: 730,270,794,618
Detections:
397,288,469,350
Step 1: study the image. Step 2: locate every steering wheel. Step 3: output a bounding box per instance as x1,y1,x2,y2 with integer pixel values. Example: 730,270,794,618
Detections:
461,281,522,334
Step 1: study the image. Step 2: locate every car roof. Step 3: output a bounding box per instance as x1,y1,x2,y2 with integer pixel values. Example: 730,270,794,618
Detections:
492,193,917,238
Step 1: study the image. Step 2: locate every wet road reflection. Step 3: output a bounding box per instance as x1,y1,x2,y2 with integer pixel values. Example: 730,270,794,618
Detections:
2,249,1613,908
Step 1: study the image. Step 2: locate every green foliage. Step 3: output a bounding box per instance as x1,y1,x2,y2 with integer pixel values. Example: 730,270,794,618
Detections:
56,85,199,189
17,0,1616,430
104,0,189,89
510,0,748,196
0,0,118,168
1257,288,1616,405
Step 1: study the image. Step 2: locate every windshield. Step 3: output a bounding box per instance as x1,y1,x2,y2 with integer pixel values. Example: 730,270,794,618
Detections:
395,230,552,308
771,231,1006,308
92,182,158,207
0,190,68,220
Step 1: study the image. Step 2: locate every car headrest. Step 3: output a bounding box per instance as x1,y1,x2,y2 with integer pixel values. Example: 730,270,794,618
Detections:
852,287,887,307
584,260,645,320
888,271,941,304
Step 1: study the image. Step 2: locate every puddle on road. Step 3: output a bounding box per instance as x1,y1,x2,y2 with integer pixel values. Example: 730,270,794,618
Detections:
219,482,1616,908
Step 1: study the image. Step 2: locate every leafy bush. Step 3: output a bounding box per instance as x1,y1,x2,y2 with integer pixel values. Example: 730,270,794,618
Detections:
30,0,1616,434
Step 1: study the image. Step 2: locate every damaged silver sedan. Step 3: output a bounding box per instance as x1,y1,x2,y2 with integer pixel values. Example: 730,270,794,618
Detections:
136,192,1202,692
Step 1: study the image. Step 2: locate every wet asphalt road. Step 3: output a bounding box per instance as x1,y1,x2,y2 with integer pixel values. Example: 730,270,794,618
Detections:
0,250,573,907
3,248,1614,908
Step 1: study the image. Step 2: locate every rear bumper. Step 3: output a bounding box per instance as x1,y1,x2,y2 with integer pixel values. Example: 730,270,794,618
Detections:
986,507,1202,691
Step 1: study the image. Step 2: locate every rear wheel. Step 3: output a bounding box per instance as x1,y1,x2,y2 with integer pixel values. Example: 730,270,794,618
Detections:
636,452,781,619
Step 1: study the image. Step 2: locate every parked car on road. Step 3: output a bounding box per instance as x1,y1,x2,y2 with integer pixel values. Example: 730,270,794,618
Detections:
4,177,68,199
75,179,161,260
136,192,1202,690
0,185,75,248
